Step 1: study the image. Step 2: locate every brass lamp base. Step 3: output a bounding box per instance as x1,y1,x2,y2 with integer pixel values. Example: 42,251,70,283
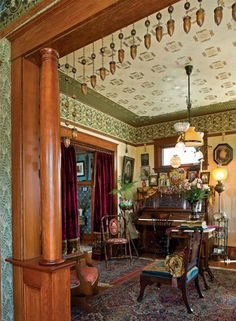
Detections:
215,180,225,194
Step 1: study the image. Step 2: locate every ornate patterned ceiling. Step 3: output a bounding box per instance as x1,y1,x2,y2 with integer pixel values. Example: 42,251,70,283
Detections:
59,0,236,125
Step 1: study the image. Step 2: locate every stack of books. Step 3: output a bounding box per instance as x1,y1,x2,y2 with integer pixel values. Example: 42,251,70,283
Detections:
180,220,208,230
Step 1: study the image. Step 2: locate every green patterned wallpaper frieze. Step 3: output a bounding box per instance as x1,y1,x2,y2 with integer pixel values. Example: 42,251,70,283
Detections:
60,93,236,144
0,0,42,29
60,94,136,143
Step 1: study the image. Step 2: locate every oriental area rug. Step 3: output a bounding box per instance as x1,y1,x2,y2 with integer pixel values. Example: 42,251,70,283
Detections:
71,268,236,321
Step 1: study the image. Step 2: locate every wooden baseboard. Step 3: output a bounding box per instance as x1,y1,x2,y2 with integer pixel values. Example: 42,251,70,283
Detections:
228,246,236,260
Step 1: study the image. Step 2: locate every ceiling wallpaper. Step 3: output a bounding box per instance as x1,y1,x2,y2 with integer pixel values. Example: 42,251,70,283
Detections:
59,0,236,125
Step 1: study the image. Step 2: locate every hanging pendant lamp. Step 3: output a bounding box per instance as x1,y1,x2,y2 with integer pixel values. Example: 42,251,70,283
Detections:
182,65,203,147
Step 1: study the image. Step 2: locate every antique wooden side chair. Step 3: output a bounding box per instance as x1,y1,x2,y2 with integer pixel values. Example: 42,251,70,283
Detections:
137,230,203,313
101,214,132,266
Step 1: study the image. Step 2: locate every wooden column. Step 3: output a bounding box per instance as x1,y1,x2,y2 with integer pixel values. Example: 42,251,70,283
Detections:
40,48,63,265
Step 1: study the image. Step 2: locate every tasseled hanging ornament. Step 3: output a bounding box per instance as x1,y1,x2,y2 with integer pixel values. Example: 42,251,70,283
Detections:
167,6,175,36
90,43,97,88
109,35,116,75
156,12,163,42
81,48,87,95
64,57,70,109
99,39,106,81
183,1,191,34
214,0,223,26
130,25,137,59
118,31,125,63
232,2,236,22
144,18,151,49
196,0,205,27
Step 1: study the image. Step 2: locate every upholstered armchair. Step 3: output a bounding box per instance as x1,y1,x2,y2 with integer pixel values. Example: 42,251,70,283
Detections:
70,251,100,307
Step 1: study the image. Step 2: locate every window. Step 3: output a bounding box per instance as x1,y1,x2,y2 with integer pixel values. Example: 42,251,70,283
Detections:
162,147,200,166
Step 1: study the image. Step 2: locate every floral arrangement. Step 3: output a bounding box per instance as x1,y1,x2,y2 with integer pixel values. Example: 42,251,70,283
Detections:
181,178,210,204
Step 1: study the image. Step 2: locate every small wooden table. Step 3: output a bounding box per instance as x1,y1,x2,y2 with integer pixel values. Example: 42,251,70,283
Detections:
168,227,216,289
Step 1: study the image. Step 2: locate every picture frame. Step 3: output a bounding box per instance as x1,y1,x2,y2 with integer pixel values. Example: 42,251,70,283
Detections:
149,174,158,186
213,143,233,166
187,170,198,182
200,172,210,184
77,160,85,177
159,172,168,180
140,165,150,180
141,153,149,166
122,156,135,184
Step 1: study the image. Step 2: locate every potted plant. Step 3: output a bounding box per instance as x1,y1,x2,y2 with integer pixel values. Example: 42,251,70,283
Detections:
111,177,137,209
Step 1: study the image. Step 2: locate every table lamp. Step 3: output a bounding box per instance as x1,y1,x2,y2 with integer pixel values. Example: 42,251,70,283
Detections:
212,165,228,213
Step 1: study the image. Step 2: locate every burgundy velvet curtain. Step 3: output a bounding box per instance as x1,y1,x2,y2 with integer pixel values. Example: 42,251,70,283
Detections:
94,152,114,232
61,143,79,255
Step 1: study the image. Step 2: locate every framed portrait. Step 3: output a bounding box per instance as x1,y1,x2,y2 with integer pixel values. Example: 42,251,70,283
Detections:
213,143,233,166
159,172,168,180
141,153,149,166
122,156,135,184
140,165,150,180
187,170,198,182
149,174,158,186
200,172,210,184
77,161,85,177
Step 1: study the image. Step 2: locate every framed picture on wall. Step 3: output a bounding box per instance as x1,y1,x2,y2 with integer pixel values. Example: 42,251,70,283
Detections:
200,172,210,184
149,174,158,186
141,153,149,166
77,160,85,177
187,170,198,182
213,143,233,166
122,156,135,184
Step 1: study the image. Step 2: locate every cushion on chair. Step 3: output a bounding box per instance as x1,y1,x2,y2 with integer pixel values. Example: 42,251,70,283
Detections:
186,266,199,282
79,266,99,285
142,260,172,279
106,238,128,244
70,270,80,288
164,251,185,278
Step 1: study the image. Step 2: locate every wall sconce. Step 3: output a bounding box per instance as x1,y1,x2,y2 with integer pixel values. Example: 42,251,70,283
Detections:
212,165,228,213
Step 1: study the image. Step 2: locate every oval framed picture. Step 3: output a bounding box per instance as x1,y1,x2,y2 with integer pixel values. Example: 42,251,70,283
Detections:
213,143,233,166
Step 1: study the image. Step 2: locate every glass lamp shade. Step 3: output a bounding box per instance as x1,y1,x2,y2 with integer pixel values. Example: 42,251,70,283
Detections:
175,141,185,151
170,154,181,168
195,150,203,161
174,122,190,133
183,126,203,147
212,166,228,182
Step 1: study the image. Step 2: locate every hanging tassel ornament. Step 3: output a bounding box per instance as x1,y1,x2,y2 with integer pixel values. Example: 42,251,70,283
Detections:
196,0,205,27
90,43,97,88
233,2,236,22
144,18,151,49
64,57,70,109
109,35,116,75
155,12,163,42
81,48,87,95
130,25,137,59
167,6,175,36
99,39,106,81
71,104,78,139
118,31,125,63
214,0,223,26
183,1,191,34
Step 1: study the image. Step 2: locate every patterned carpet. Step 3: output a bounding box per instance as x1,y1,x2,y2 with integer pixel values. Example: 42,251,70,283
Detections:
72,267,236,321
98,258,153,285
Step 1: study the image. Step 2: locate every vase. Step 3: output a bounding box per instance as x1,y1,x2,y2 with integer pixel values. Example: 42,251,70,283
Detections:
190,201,202,220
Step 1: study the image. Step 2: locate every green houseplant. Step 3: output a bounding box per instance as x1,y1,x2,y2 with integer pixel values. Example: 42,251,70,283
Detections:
111,177,137,208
